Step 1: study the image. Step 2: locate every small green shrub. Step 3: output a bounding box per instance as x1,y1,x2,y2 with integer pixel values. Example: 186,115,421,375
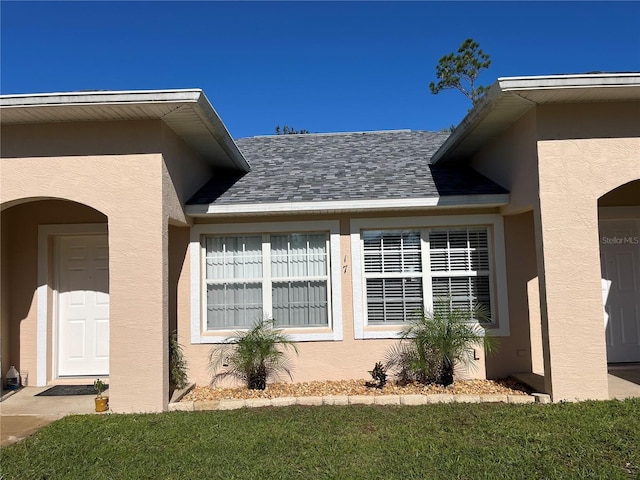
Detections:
169,330,189,389
366,362,387,389
93,378,106,398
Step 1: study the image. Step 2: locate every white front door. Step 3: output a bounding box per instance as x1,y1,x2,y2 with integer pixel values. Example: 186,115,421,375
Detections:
57,235,109,376
600,219,640,363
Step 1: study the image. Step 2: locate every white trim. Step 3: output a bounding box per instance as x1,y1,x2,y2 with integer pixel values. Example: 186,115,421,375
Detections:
0,89,250,172
0,89,203,106
190,221,342,343
432,72,640,165
497,73,640,91
350,214,510,340
37,223,108,386
186,194,509,217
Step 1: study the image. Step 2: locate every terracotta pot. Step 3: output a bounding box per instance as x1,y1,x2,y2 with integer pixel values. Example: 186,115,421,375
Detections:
95,396,109,412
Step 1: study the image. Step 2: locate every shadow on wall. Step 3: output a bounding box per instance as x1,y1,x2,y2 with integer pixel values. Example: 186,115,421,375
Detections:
485,210,540,379
1,120,162,159
0,199,108,384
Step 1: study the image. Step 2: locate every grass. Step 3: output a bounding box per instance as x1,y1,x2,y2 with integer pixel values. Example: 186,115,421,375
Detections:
2,399,639,479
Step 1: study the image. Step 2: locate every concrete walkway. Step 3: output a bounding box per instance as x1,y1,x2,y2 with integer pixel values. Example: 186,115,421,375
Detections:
608,363,640,400
1,386,99,447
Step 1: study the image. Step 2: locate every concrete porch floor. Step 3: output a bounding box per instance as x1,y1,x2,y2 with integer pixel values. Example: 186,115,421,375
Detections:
0,386,104,447
512,363,640,401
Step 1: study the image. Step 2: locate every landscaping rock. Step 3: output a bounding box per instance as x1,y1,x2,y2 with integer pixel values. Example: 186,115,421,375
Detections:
532,393,552,404
454,395,481,403
349,395,375,405
400,395,429,406
426,394,454,404
194,400,220,411
323,395,349,406
183,378,530,403
480,395,508,403
296,396,323,406
271,397,296,407
217,399,246,410
168,401,194,412
508,395,535,404
246,398,272,408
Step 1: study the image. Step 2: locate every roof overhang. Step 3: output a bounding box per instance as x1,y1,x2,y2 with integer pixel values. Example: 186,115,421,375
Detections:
186,194,510,217
0,89,250,172
432,73,640,164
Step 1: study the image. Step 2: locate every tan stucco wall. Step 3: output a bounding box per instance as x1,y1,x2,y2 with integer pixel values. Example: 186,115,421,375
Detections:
469,101,639,401
0,120,213,412
468,110,545,379
161,123,214,216
470,109,539,216
534,103,640,401
1,120,162,159
1,153,170,412
180,209,498,387
486,211,541,378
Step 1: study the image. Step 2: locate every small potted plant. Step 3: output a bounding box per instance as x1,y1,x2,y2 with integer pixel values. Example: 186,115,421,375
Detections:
94,378,109,412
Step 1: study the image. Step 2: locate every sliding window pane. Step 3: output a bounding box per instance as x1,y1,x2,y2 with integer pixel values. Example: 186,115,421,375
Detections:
206,282,262,329
272,280,328,327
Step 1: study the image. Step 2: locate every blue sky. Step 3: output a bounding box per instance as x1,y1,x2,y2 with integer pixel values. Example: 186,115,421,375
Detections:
2,1,639,138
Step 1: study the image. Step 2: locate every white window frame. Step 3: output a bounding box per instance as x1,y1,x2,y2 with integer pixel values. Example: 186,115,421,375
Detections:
191,220,342,343
351,214,509,339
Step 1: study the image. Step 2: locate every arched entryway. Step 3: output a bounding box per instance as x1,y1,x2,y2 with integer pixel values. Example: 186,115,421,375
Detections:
1,198,109,386
598,180,640,364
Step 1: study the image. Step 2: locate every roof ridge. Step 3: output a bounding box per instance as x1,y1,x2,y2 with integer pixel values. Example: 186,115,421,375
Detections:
242,129,450,140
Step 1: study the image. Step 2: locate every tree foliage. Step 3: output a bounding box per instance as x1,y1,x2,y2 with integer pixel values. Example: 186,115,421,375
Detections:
275,125,310,135
429,38,491,105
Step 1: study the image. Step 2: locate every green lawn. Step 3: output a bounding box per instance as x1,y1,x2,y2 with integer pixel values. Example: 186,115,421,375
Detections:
2,399,639,479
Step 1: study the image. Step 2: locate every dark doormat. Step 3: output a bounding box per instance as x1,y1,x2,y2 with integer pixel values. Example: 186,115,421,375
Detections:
36,385,106,396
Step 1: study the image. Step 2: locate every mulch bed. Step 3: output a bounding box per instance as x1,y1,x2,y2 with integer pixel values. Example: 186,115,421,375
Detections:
183,378,531,402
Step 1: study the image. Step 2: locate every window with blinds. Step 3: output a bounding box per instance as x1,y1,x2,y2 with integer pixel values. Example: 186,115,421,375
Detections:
429,228,491,320
363,230,423,324
362,227,493,324
205,233,330,329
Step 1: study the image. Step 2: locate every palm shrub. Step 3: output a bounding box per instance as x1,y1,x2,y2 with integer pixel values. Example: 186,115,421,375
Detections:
386,299,498,386
208,318,298,390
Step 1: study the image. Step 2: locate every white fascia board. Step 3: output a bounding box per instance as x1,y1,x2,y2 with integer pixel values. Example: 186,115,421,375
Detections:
0,89,204,106
185,194,510,217
431,72,640,164
194,91,250,172
430,80,515,164
0,88,251,172
497,72,640,91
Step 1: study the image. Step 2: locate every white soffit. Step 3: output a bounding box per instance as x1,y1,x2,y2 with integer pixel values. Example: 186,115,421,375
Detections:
0,89,250,172
432,73,640,164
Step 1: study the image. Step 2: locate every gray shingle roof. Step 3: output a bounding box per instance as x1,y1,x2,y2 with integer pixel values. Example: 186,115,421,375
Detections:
187,130,508,205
